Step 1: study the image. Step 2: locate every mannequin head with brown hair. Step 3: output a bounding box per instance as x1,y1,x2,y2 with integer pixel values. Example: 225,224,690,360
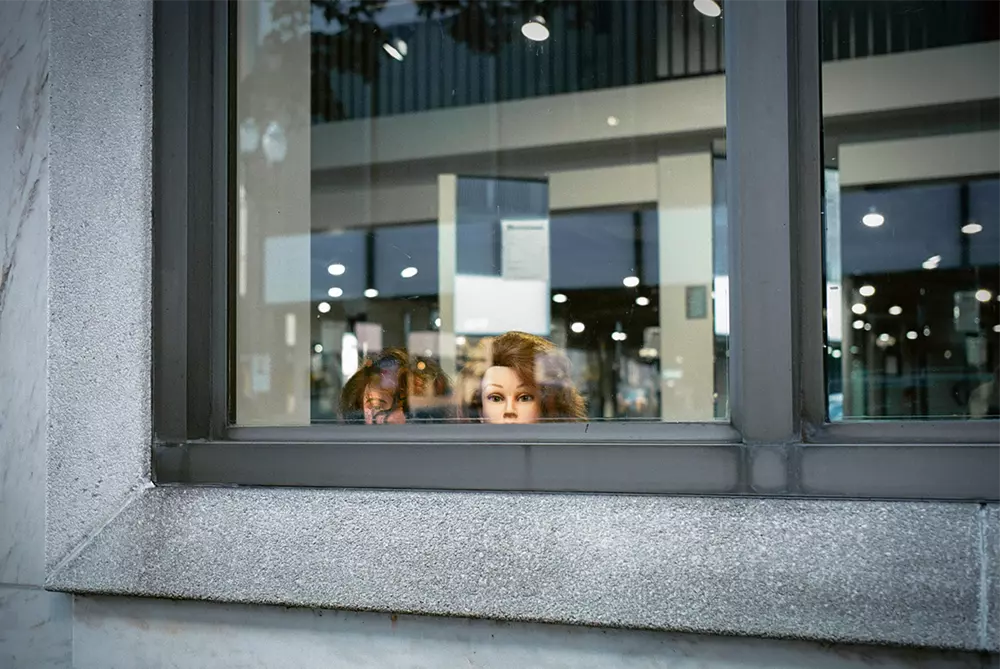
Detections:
340,348,410,424
458,331,586,423
341,348,453,424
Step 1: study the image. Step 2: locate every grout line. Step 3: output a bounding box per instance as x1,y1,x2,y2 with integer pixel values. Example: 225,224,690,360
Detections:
977,502,989,650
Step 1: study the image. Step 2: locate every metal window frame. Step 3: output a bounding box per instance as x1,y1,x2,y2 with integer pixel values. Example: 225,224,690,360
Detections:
151,0,999,501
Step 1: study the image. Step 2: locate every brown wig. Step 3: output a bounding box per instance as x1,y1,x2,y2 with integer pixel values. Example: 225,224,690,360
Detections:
340,348,410,422
340,348,453,422
458,331,586,422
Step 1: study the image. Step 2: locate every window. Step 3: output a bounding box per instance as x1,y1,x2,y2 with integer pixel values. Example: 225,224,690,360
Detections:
819,0,1000,420
233,0,729,428
152,0,998,499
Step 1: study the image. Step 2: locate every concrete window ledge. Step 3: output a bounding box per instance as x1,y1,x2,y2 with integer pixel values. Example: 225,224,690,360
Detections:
46,486,999,652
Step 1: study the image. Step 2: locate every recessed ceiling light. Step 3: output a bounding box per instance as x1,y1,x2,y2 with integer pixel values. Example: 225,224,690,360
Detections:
961,222,983,235
622,276,640,288
313,344,324,353
570,321,585,334
364,288,379,298
976,289,993,303
318,302,331,314
693,0,722,18
862,210,885,228
852,320,864,330
611,331,627,341
993,325,1000,334
922,255,941,270
521,16,549,41
400,266,418,278
859,285,875,297
327,263,346,276
635,296,650,306
832,349,842,359
851,303,867,315
888,305,902,316
864,323,872,331
552,293,568,304
606,115,620,127
434,317,442,328
906,331,918,340
327,287,343,298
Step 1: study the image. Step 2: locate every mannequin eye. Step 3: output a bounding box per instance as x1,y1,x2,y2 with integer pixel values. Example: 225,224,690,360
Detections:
485,393,504,403
517,394,535,402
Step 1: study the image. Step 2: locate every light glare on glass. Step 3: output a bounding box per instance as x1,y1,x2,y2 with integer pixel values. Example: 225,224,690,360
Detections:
851,303,867,315
400,266,418,278
622,276,640,288
521,16,549,41
888,305,902,316
859,285,875,297
570,321,585,334
327,263,346,276
552,293,568,304
975,289,993,303
635,296,650,306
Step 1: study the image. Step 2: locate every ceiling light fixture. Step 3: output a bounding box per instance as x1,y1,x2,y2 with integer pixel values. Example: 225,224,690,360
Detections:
976,289,993,303
862,209,885,228
888,305,902,316
521,16,549,42
852,320,864,330
400,266,418,279
606,115,620,127
851,303,867,315
906,331,918,340
570,321,585,334
622,276,640,288
612,331,627,342
859,285,875,297
635,296,650,306
327,287,343,298
383,37,407,61
693,0,722,18
552,293,568,304
317,302,331,314
961,222,983,235
922,255,941,270
327,263,346,276
364,288,379,299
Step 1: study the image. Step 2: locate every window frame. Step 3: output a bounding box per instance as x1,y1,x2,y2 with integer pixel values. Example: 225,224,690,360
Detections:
151,0,999,501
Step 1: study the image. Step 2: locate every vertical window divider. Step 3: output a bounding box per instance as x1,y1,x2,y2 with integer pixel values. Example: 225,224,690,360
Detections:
725,0,821,446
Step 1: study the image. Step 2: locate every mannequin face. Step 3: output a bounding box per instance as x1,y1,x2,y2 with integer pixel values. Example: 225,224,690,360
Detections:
481,366,541,424
363,385,405,424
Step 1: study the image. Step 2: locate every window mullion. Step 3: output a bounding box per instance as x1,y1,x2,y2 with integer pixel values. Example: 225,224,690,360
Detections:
725,0,820,443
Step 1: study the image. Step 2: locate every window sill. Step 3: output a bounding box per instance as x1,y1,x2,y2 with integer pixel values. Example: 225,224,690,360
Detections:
45,484,999,652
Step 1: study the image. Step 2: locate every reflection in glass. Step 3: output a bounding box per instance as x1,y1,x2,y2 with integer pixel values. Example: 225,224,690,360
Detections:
237,0,731,426
820,0,999,419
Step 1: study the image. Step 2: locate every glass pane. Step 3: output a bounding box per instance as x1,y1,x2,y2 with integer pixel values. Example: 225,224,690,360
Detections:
235,0,730,426
820,0,999,420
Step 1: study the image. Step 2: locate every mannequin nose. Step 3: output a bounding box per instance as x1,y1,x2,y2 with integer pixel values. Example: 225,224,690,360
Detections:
504,397,517,417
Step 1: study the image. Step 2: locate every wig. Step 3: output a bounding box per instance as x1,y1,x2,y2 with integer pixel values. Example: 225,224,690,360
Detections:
457,331,586,422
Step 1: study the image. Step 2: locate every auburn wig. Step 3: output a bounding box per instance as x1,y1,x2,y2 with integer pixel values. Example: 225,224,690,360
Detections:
458,331,586,422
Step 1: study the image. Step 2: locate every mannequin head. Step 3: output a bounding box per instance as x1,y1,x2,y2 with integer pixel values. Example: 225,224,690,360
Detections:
459,331,586,423
341,348,453,424
340,349,409,424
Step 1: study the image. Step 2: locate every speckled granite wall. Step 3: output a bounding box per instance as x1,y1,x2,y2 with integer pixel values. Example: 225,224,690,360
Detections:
0,2,73,668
